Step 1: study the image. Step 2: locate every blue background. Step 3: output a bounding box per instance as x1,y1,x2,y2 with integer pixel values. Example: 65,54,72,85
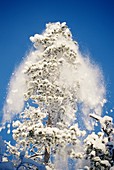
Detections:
0,0,114,125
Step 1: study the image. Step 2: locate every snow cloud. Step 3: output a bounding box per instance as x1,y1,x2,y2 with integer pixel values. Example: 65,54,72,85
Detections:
2,50,39,123
57,47,106,130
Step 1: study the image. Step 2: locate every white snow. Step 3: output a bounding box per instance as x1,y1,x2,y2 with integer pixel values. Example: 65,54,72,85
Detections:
2,50,40,123
100,160,111,167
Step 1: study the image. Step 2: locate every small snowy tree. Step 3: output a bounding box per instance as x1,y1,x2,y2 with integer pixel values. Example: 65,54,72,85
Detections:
84,114,114,170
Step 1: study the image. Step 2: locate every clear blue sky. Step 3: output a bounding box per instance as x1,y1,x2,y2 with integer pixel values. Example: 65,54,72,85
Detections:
0,0,114,123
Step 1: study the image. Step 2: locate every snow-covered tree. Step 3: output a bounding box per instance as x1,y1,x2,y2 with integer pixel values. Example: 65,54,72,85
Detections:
9,22,87,169
84,114,114,170
1,22,113,170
